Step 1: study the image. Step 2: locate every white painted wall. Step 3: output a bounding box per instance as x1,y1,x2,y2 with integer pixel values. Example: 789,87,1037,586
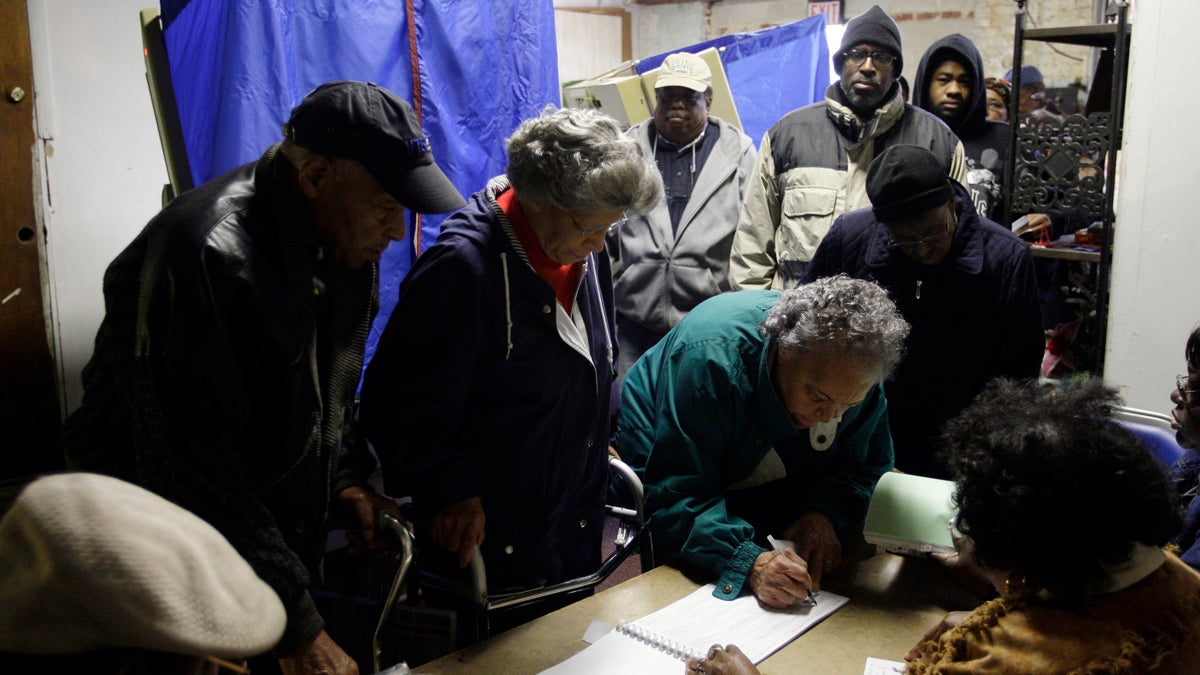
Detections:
1105,0,1200,412
29,0,1186,419
28,0,167,413
555,10,626,84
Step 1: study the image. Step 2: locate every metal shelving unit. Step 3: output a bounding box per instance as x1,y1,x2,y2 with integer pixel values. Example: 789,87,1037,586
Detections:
1004,0,1131,374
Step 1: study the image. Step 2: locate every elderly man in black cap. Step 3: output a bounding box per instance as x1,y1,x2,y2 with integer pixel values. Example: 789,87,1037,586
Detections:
62,80,465,675
731,4,966,291
801,144,1043,478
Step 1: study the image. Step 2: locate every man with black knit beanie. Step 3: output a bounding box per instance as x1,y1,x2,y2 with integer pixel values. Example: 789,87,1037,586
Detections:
730,5,966,291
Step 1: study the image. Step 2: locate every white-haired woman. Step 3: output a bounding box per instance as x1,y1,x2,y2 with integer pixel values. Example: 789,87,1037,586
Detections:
618,275,910,608
360,107,662,638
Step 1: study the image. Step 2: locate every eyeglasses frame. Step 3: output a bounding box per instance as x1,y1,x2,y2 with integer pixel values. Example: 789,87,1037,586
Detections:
570,211,627,238
842,48,896,69
885,208,957,251
1177,374,1199,406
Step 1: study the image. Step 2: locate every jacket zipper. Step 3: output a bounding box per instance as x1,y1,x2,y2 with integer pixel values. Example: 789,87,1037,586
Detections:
915,279,923,300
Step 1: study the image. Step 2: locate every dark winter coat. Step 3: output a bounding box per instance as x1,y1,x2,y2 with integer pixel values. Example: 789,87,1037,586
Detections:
359,176,617,590
802,184,1043,477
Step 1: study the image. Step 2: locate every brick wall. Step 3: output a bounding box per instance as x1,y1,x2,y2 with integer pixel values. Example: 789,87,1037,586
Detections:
966,0,1096,86
628,0,1099,98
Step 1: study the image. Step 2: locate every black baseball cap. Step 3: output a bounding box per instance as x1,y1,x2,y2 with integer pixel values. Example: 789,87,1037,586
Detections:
284,81,465,214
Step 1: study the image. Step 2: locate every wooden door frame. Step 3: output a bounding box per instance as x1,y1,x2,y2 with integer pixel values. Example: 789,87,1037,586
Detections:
0,0,63,480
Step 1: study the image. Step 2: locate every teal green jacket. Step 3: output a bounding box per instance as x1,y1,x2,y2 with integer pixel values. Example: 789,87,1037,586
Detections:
617,290,894,599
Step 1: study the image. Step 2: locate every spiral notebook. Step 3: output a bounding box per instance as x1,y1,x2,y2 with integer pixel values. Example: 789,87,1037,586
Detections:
540,583,848,674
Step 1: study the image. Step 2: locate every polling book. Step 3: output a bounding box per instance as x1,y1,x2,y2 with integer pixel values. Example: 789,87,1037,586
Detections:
863,472,958,556
539,583,848,674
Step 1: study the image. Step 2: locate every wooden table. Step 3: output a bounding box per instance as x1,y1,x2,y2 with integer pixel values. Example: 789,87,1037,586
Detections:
414,542,978,674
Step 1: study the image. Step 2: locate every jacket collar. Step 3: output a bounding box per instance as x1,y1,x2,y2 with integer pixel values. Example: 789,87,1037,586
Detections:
1090,543,1166,595
631,117,742,242
825,82,906,149
256,144,319,362
255,144,377,368
756,340,806,438
484,175,593,279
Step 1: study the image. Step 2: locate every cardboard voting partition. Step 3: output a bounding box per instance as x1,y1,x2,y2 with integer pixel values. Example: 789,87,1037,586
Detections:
562,48,742,131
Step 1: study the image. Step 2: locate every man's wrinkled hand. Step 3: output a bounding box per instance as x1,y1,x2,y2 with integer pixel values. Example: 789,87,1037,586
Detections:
336,486,399,554
279,629,358,675
783,511,841,590
748,549,812,609
431,497,485,569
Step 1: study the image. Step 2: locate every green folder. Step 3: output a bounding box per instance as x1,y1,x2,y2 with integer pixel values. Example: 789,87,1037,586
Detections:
863,472,957,555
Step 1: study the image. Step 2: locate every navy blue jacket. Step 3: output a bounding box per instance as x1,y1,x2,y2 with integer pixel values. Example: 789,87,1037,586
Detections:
1171,450,1200,572
802,184,1043,477
359,177,616,589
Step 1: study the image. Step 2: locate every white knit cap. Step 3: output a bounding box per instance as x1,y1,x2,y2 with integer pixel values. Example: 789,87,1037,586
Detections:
0,473,286,659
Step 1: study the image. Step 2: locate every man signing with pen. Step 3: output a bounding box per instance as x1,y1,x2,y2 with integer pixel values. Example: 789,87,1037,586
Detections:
616,276,909,607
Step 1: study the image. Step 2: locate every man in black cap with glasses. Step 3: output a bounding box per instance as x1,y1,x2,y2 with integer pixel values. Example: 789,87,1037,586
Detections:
731,4,966,292
63,80,465,675
801,144,1042,479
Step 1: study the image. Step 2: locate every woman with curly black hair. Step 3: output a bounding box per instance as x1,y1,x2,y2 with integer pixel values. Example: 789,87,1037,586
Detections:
907,378,1200,673
679,378,1200,675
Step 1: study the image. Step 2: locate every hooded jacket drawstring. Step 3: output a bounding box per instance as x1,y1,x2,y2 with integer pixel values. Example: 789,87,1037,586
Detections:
501,252,514,360
588,258,614,366
653,128,705,188
500,250,610,366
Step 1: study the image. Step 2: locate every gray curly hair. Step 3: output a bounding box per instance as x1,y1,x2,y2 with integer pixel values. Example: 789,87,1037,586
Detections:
505,106,662,213
761,275,910,378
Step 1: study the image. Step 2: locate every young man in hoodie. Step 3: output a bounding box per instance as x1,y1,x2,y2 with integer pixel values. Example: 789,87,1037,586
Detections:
913,34,1010,221
730,5,966,290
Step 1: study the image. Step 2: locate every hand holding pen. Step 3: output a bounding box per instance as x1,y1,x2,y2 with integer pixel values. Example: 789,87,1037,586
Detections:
768,535,818,606
747,536,817,609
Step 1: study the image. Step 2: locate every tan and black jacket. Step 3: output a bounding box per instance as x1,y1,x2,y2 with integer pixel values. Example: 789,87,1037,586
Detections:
730,83,965,290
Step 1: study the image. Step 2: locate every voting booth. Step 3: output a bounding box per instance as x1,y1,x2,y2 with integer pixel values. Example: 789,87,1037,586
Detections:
562,47,744,131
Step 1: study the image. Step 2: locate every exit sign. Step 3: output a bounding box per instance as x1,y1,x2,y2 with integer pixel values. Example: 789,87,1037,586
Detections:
808,1,842,24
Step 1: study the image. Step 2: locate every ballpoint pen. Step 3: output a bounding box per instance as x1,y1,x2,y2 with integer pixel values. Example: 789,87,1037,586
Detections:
767,535,818,606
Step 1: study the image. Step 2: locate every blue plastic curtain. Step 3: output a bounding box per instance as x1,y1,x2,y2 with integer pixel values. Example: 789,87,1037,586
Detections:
638,13,830,147
158,3,828,372
160,0,559,366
